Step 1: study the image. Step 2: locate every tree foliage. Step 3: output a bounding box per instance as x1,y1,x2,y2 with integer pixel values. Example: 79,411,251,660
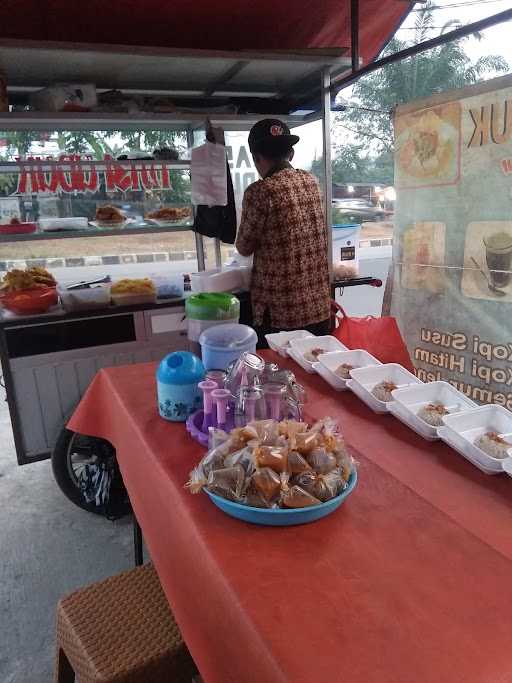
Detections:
332,0,509,182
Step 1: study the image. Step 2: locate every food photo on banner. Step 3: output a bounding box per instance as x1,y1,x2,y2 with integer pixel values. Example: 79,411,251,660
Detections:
392,74,512,409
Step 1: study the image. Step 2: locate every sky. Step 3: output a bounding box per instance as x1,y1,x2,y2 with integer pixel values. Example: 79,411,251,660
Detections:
292,0,512,170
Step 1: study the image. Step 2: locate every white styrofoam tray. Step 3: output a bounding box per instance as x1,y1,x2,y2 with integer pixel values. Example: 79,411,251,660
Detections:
440,405,512,474
265,330,313,358
287,348,317,374
288,335,348,373
388,402,440,440
390,381,477,441
437,428,503,475
348,363,421,414
314,349,382,391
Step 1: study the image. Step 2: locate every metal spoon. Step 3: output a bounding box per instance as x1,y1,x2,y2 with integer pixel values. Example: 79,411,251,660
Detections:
470,257,507,297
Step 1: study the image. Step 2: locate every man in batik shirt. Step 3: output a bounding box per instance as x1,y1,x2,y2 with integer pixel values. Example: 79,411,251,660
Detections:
236,119,331,346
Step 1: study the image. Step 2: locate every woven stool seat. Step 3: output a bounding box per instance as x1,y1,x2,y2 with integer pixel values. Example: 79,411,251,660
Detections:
55,563,197,683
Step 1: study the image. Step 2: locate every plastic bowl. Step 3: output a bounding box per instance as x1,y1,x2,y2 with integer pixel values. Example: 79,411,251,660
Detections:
0,286,58,315
204,469,357,526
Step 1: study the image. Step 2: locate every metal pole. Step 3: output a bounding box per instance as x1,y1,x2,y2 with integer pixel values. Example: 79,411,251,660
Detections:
214,238,223,269
187,125,206,271
321,68,333,283
331,7,512,94
351,0,359,74
133,515,144,567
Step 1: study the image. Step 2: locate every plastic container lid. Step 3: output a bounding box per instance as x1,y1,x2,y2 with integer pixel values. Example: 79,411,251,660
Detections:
185,292,240,321
199,323,257,350
156,351,205,386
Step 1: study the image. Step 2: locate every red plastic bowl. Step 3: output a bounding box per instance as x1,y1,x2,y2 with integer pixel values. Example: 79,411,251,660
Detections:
0,286,58,315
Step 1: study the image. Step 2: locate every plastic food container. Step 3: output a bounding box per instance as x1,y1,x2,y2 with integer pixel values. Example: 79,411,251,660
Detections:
151,275,184,301
0,286,58,315
199,323,258,370
205,468,357,526
39,217,89,231
314,349,382,391
0,221,37,235
288,335,348,373
347,363,421,414
390,381,477,441
438,405,512,474
265,330,313,357
191,269,244,293
58,284,111,312
111,291,157,306
185,292,240,342
157,351,205,422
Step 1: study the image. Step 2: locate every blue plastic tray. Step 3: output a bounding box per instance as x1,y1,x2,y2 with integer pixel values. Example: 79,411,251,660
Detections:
204,469,357,526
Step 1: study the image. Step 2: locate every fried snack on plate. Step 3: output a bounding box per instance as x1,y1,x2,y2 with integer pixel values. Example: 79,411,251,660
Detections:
146,207,191,222
95,204,125,223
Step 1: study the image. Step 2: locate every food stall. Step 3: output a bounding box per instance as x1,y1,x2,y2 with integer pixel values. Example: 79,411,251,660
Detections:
0,42,353,485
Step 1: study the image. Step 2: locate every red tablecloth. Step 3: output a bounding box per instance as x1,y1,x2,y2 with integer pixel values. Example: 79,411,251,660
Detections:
68,353,512,683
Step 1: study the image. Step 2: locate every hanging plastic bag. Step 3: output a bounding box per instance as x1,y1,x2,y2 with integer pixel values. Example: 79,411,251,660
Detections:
331,301,414,371
191,141,228,207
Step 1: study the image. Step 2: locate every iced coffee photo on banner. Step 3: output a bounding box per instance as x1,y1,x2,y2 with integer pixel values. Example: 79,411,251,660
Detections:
462,221,512,301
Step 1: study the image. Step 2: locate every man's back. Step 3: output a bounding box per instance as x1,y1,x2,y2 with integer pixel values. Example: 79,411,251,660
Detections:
236,167,331,329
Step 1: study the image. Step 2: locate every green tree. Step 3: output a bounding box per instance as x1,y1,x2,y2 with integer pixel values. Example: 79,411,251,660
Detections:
333,0,509,179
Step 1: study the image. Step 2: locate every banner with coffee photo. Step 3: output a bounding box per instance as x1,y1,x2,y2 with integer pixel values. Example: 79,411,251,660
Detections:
392,74,512,408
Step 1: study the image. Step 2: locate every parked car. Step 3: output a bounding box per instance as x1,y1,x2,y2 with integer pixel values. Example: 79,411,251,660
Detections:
332,199,388,223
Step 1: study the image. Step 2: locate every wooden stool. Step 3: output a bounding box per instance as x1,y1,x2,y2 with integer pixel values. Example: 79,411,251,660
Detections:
54,563,197,683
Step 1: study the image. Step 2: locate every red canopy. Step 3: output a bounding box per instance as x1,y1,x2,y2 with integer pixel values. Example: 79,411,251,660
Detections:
0,0,409,66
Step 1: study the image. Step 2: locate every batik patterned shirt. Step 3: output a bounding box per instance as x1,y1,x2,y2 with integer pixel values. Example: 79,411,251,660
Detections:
235,167,330,328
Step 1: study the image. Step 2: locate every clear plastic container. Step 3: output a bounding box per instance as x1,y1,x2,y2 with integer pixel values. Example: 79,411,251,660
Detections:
199,323,258,370
111,291,157,307
58,284,111,312
191,269,244,293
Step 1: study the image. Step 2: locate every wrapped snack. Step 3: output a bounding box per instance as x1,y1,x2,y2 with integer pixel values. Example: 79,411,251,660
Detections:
224,447,256,476
371,380,397,402
314,469,344,502
187,464,208,494
207,465,246,501
308,447,337,474
295,431,318,455
292,470,318,496
280,474,321,508
229,425,259,451
279,420,308,438
287,450,312,475
251,467,281,501
249,419,280,445
245,482,275,509
201,443,229,477
336,450,354,482
254,445,288,473
208,427,230,450
311,417,340,452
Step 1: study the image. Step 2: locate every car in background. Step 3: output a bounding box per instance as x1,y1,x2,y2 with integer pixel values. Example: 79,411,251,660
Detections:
332,198,390,224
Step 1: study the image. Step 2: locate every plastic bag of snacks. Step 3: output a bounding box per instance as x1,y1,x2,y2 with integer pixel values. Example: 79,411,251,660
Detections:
187,418,355,509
